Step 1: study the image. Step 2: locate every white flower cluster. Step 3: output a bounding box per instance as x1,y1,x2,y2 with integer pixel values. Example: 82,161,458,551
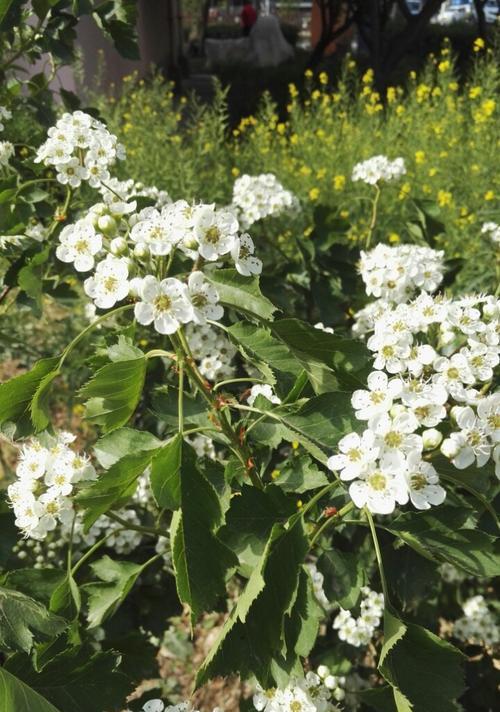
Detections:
248,383,282,407
231,173,299,229
254,669,342,712
35,111,125,188
452,595,499,646
351,155,406,185
481,221,500,245
331,293,499,514
8,432,96,540
185,322,237,381
55,196,262,337
0,139,14,167
358,243,445,303
188,433,217,460
332,587,384,647
64,508,143,555
439,562,466,584
133,701,201,712
306,562,330,609
0,105,11,131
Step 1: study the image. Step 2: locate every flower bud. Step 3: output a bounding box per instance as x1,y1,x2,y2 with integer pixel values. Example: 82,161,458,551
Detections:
482,301,498,319
133,242,150,259
128,277,143,299
390,403,406,419
324,675,337,690
333,689,345,702
422,428,443,450
97,214,118,237
183,236,199,250
441,437,460,459
110,237,128,255
316,665,329,679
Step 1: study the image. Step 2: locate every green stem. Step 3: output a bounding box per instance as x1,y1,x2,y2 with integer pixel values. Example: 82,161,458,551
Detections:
15,177,57,197
106,511,169,538
366,184,381,249
213,377,267,391
178,358,184,435
71,529,122,576
309,500,354,548
175,328,263,489
365,508,389,602
58,303,135,369
145,348,177,361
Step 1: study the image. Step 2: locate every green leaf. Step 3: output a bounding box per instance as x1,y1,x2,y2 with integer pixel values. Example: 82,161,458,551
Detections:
4,645,131,712
49,571,81,621
0,668,61,712
219,484,296,576
278,392,361,463
79,356,147,433
208,269,277,321
76,448,160,529
386,507,500,577
150,434,182,510
318,548,365,609
93,427,161,468
171,446,238,623
0,1,16,28
84,556,147,628
227,321,302,392
274,454,329,493
3,569,65,607
271,318,371,391
196,518,309,687
0,586,66,654
30,368,60,432
0,357,59,434
379,608,465,712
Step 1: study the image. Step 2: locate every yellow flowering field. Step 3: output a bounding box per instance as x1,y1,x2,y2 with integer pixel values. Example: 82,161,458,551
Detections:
102,41,499,293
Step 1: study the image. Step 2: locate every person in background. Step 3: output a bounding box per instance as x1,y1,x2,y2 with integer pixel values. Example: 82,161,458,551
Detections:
241,1,257,36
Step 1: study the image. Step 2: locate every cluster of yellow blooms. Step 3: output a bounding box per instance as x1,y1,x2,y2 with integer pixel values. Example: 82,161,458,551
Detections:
100,40,498,292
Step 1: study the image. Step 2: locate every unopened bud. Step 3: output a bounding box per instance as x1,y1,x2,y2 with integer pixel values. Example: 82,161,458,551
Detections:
324,675,338,690
133,242,150,259
128,277,143,298
110,237,128,255
333,689,345,702
441,437,460,459
317,665,329,679
422,428,443,450
97,214,118,237
390,403,406,418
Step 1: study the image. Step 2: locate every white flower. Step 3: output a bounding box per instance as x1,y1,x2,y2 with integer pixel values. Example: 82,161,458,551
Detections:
403,452,446,510
231,233,262,276
327,430,379,481
349,463,408,514
130,208,175,256
314,322,334,333
232,173,299,228
143,702,165,712
187,271,223,324
433,353,475,398
0,106,12,131
371,411,421,468
56,157,89,187
477,393,500,443
367,331,411,373
462,342,499,382
194,205,238,260
481,221,500,245
84,256,130,309
442,406,491,469
333,587,383,646
134,276,193,334
0,140,14,167
56,220,102,272
351,370,402,422
352,155,406,185
247,384,281,407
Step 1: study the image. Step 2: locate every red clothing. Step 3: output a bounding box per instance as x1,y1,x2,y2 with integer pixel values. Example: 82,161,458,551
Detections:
241,4,257,30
